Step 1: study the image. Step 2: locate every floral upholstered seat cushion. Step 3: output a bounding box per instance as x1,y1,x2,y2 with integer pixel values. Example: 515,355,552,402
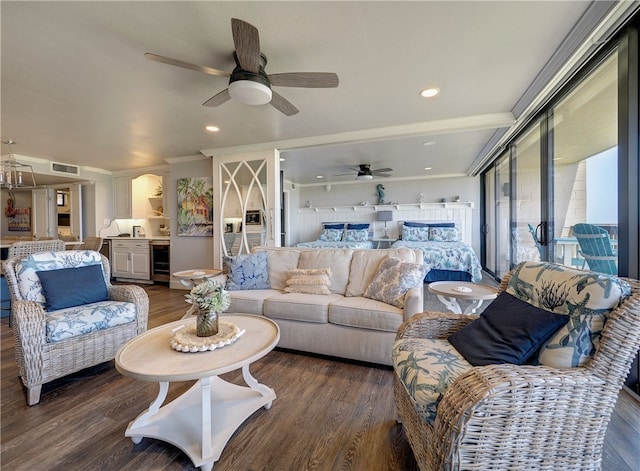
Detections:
46,300,137,343
393,338,472,424
506,262,631,368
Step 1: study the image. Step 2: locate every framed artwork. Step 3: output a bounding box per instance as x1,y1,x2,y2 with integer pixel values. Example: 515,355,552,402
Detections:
176,177,214,237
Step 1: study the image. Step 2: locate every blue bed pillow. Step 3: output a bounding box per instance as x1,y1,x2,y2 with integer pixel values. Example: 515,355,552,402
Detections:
347,223,370,230
319,228,343,241
428,222,455,228
36,264,109,311
448,292,569,366
403,221,429,227
324,223,345,230
224,251,270,290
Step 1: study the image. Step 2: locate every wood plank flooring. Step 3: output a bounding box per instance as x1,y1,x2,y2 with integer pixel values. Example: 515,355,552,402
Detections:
1,284,639,470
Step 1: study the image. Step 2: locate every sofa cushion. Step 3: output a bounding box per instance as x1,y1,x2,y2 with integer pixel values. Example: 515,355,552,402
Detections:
345,248,421,297
228,289,282,315
46,300,137,343
363,257,428,308
37,264,108,311
448,292,569,366
14,250,105,304
225,251,270,290
393,338,473,424
297,250,354,294
329,296,403,332
253,248,301,290
263,292,343,323
285,268,332,295
506,262,631,368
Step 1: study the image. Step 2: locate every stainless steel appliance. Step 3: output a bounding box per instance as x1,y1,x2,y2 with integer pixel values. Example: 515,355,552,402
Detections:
150,240,170,282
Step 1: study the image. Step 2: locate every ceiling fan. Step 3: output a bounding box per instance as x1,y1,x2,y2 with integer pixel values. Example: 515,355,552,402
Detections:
336,164,393,180
145,18,339,116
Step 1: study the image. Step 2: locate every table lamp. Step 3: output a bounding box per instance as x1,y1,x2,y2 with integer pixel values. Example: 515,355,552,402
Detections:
377,210,393,239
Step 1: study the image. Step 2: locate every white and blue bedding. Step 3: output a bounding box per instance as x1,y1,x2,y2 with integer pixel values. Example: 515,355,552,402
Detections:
391,240,482,282
295,240,374,249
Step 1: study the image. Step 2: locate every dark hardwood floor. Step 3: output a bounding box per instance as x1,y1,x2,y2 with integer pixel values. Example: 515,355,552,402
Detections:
1,283,638,470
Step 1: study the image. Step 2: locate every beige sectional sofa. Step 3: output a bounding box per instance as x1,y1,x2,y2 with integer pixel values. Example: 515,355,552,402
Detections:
226,247,425,366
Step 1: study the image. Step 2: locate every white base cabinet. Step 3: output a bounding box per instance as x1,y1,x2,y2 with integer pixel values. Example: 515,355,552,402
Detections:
112,240,150,280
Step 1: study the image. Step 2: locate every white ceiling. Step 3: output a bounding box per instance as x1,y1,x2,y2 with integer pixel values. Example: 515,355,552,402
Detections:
1,1,602,186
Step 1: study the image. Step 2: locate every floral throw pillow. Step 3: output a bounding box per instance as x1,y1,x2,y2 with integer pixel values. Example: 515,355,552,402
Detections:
344,228,369,242
319,228,343,241
428,227,460,242
224,251,270,290
363,257,428,308
402,225,429,242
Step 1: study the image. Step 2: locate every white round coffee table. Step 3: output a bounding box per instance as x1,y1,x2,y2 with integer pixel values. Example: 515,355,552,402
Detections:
115,314,279,471
428,281,499,314
173,269,223,288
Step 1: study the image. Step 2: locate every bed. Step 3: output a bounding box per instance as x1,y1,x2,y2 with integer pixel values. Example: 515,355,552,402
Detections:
391,221,483,282
295,222,374,249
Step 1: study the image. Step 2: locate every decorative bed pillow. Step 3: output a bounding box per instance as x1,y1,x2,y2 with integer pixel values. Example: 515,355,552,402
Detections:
428,227,460,242
403,221,429,227
224,251,270,290
285,268,332,295
319,228,343,241
344,228,369,242
324,223,345,230
363,257,428,308
347,223,370,230
428,222,456,228
36,264,109,311
402,225,430,242
448,292,569,366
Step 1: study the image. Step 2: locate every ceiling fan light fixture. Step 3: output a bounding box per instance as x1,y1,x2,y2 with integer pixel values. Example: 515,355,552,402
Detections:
356,174,374,181
228,79,272,105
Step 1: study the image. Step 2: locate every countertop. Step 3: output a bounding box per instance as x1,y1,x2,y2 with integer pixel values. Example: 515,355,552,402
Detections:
105,236,170,241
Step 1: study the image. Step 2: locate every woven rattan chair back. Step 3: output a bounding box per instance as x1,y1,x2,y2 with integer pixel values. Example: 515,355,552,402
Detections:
79,237,103,251
8,239,65,258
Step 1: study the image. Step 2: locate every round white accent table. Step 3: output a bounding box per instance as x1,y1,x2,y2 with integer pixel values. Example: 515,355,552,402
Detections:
428,281,499,314
115,314,279,471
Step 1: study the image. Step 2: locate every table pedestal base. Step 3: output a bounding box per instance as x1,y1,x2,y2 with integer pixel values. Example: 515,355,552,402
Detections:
125,365,275,471
435,295,488,314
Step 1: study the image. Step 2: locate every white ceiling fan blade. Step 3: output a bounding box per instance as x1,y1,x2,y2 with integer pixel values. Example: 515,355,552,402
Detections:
144,53,231,78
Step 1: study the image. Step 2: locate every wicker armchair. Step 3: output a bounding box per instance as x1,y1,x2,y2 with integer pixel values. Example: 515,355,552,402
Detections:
4,250,149,405
79,236,103,251
8,239,65,257
394,264,640,470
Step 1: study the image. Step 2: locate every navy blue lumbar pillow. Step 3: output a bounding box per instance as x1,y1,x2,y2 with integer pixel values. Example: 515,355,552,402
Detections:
37,264,109,311
428,222,455,228
324,223,345,229
347,223,370,229
448,292,569,366
403,221,430,227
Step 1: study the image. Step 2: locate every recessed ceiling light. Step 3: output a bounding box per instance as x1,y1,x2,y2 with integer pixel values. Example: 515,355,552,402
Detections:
419,87,440,98
279,157,286,162
424,167,432,171
316,175,323,179
423,141,436,146
205,125,220,132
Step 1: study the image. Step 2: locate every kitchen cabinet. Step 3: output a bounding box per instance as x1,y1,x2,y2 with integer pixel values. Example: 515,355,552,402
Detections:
114,173,167,221
111,239,150,280
113,176,132,219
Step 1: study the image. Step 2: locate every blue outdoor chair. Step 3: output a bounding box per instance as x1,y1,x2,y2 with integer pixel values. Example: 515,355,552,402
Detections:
572,223,618,275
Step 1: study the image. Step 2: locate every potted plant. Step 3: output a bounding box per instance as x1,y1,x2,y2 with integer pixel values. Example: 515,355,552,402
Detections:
186,279,231,337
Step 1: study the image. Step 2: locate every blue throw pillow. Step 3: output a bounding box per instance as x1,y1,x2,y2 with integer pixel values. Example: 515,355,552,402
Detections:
448,292,569,366
428,222,455,228
36,264,109,311
324,223,345,230
403,221,429,227
224,251,270,290
347,223,370,230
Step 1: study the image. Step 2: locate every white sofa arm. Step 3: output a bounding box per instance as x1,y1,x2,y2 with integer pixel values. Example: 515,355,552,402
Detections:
403,285,424,320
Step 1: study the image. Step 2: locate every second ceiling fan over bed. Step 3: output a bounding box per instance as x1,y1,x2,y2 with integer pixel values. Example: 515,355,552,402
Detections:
145,18,339,116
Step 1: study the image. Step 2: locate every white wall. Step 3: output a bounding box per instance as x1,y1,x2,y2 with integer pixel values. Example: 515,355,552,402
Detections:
295,176,481,251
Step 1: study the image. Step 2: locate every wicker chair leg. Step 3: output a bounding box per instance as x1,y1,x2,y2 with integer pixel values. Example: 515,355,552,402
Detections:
27,385,42,406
